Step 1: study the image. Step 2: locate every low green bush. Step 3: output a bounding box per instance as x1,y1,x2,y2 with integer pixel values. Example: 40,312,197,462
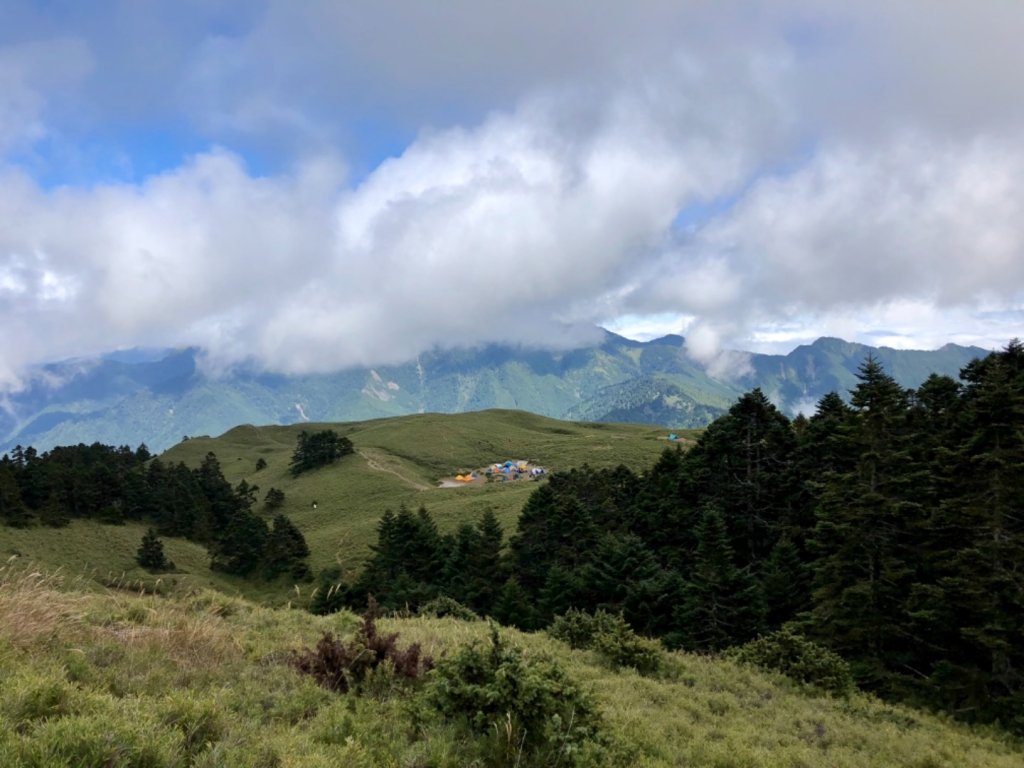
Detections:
548,608,622,649
591,621,664,676
729,627,855,695
417,595,480,622
549,608,664,675
1,673,80,732
424,624,604,766
158,691,224,761
17,711,179,767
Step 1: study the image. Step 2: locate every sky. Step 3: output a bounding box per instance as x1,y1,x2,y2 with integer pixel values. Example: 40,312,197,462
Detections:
2,0,1024,389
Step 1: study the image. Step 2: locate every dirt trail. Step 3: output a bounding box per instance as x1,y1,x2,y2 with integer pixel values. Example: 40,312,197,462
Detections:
357,449,430,491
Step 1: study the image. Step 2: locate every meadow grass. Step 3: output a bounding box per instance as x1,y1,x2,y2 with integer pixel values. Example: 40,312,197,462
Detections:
165,410,683,574
0,563,1019,767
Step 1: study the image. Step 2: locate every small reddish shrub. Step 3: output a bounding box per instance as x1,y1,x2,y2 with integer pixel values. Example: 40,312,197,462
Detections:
291,599,433,694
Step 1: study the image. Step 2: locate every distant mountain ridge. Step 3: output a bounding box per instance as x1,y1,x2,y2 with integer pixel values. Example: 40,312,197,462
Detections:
0,333,989,453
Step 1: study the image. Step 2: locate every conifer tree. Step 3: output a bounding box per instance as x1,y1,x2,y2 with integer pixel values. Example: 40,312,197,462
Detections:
675,507,764,650
809,356,922,692
472,511,505,607
289,430,353,476
760,535,810,628
210,509,269,575
681,389,798,568
195,452,238,534
507,483,560,594
492,577,539,630
628,446,694,560
136,528,171,571
0,463,31,527
921,342,1024,724
263,514,310,578
263,487,285,510
441,523,480,606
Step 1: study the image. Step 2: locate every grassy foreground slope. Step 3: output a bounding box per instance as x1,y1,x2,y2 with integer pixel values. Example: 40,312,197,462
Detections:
0,411,681,600
1,562,1021,767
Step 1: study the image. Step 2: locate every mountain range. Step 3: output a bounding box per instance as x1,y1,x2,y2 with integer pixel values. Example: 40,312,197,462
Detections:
0,332,988,453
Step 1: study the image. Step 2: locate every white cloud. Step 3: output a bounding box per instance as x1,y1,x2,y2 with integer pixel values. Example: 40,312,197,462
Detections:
650,134,1024,360
0,1,1023,389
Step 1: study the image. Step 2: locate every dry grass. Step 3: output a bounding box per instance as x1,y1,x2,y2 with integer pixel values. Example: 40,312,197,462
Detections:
0,558,88,648
0,557,239,677
2,559,1022,767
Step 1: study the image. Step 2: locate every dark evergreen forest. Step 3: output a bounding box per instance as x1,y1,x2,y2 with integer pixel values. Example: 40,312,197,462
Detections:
318,342,1024,733
0,444,309,579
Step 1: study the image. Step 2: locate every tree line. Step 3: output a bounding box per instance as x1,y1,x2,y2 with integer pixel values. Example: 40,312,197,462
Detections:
318,342,1024,734
0,443,309,579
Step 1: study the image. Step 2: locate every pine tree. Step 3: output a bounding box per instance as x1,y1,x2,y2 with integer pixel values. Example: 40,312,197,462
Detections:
136,528,171,571
263,487,285,510
922,342,1024,725
808,356,923,692
263,514,310,578
441,523,479,606
210,510,269,575
235,479,259,511
508,483,560,594
354,505,448,610
439,510,506,615
681,389,798,568
629,447,697,563
760,535,810,628
492,577,539,630
195,453,238,534
0,463,31,527
289,430,354,476
674,507,764,650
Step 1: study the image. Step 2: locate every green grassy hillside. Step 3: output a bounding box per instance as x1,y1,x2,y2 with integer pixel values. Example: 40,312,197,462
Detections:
0,410,685,601
1,562,1020,767
162,410,680,581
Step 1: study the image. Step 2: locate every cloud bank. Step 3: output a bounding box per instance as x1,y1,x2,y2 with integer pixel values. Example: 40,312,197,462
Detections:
1,1,1023,389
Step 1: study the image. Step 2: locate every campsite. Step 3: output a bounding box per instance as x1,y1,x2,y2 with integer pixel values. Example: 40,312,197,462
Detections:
439,459,547,487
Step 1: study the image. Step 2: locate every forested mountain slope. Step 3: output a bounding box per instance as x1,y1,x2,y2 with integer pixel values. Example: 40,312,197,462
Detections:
0,333,985,453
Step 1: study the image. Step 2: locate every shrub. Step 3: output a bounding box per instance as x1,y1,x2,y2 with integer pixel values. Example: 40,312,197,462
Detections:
2,674,79,731
291,601,433,695
19,711,179,767
591,621,664,676
548,608,621,649
549,609,664,675
158,692,223,761
729,627,855,695
417,596,480,622
424,624,603,766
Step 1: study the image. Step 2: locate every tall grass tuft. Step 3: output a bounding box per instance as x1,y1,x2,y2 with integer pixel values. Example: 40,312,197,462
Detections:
0,559,85,647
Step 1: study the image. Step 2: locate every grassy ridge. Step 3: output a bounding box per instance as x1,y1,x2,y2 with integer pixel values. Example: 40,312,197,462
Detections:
0,410,685,600
1,562,1020,767
162,410,680,579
